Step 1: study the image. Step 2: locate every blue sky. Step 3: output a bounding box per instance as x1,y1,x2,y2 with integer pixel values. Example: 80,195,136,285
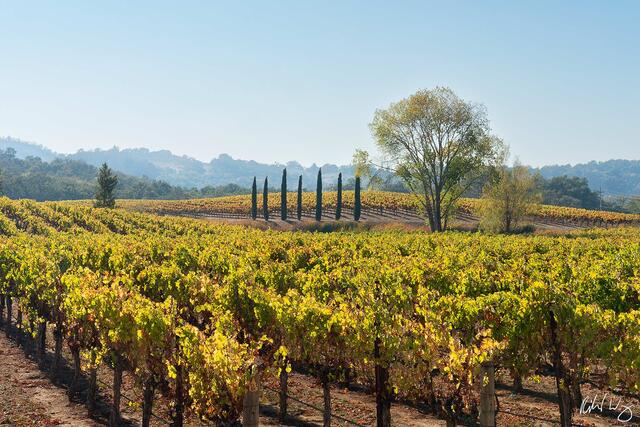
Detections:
0,1,638,166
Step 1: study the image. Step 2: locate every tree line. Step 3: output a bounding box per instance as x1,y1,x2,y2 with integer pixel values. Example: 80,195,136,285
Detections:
249,169,362,221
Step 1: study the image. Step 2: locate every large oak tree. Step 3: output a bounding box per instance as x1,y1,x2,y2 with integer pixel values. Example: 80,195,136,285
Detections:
369,87,504,231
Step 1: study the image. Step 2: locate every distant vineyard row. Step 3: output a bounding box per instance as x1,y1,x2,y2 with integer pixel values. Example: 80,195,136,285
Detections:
0,197,639,426
95,191,640,227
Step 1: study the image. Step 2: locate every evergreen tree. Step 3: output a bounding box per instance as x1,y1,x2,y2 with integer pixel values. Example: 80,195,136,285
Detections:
315,169,322,221
251,177,257,220
336,172,342,220
297,175,303,221
263,177,269,221
94,163,118,208
354,176,361,221
281,169,287,220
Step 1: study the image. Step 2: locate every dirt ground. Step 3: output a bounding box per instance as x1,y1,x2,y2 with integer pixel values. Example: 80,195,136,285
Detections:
0,330,97,426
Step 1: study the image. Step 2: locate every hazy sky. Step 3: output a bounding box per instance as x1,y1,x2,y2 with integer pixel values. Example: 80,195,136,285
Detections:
1,1,638,167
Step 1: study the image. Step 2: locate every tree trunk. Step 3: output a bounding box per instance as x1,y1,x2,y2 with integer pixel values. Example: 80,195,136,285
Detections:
479,361,496,427
25,316,37,353
109,357,123,427
171,363,184,427
321,369,331,427
341,366,352,388
142,377,154,427
279,360,288,422
68,346,81,401
5,296,12,336
549,310,572,427
571,379,583,411
28,318,35,353
87,363,97,416
0,294,4,326
374,338,392,427
53,321,63,375
569,352,583,408
513,374,523,393
432,187,443,232
37,320,47,365
15,308,22,345
424,199,436,232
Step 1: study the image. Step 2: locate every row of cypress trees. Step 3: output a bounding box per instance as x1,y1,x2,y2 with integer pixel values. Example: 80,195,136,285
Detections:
250,169,361,222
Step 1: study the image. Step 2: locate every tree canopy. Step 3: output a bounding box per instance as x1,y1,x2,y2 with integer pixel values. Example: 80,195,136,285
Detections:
368,87,505,231
95,163,118,208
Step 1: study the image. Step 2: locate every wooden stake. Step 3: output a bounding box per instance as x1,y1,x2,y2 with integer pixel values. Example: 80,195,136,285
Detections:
479,361,496,427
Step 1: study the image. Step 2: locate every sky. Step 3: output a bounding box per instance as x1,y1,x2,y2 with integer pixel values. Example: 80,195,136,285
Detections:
0,1,638,167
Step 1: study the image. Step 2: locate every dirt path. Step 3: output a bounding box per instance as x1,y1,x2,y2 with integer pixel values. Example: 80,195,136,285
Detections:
0,330,98,427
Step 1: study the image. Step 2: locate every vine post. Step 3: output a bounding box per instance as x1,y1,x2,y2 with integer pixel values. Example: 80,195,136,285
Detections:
109,355,124,427
87,353,98,416
549,310,572,427
142,377,155,427
68,344,82,401
279,357,288,422
53,320,64,375
479,361,496,427
242,360,262,427
37,319,47,365
374,337,392,427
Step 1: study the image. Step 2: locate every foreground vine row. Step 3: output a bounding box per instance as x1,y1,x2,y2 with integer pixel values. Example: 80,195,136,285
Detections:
0,197,638,426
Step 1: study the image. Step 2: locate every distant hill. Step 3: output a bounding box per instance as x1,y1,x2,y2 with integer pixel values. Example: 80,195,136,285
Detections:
537,160,640,196
0,137,58,161
0,137,356,190
0,147,198,201
1,137,639,196
68,148,356,190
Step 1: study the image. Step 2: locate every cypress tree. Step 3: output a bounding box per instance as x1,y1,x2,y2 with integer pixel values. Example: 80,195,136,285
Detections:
263,177,269,221
251,177,257,220
354,176,361,221
281,169,287,220
336,172,342,220
94,163,118,208
315,169,322,221
297,175,303,220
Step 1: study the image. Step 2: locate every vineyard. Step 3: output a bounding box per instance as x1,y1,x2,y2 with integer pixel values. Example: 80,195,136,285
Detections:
96,192,640,229
0,197,639,426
